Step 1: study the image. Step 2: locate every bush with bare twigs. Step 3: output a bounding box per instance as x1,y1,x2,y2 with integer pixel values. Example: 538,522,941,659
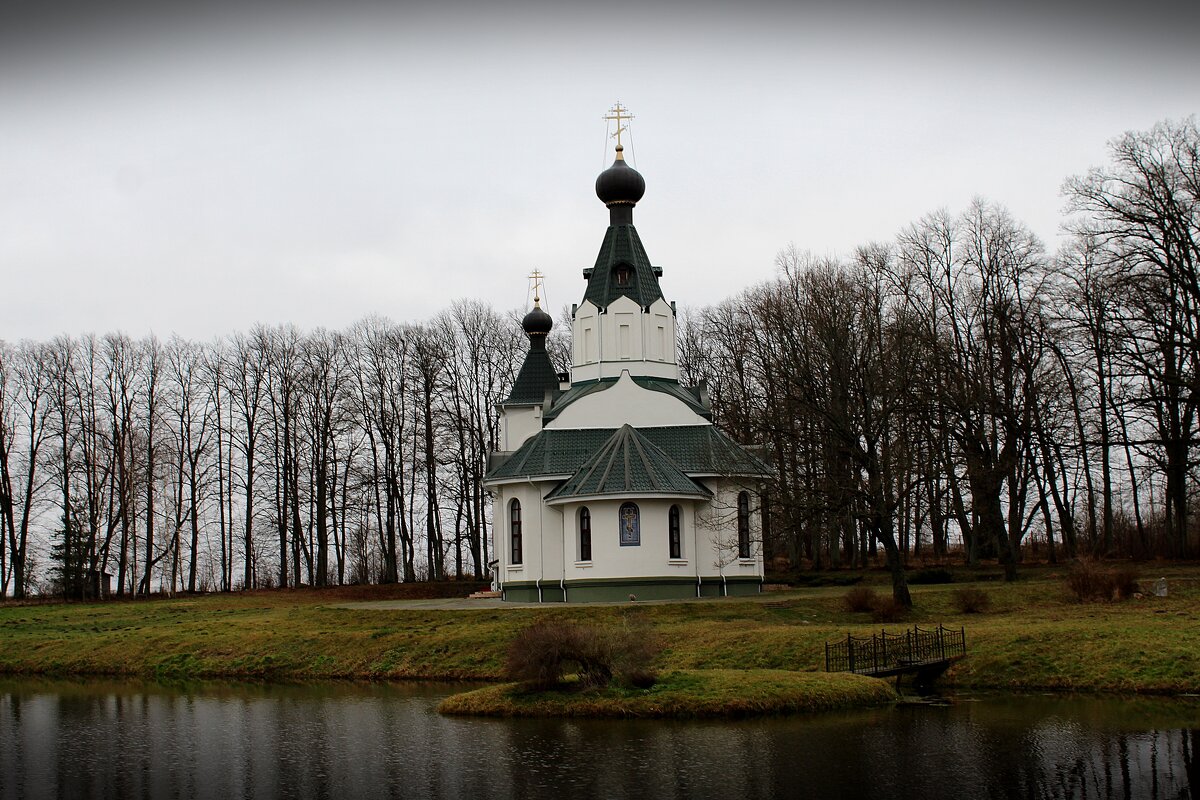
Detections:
871,596,907,623
843,587,879,612
1066,560,1140,602
504,619,661,690
951,587,991,614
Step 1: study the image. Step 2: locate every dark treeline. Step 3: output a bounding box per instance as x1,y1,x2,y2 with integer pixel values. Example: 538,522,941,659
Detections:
0,303,562,599
1,117,1197,600
680,118,1200,599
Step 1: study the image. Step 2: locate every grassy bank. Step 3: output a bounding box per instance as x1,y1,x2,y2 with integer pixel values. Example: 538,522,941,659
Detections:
438,669,896,718
1,565,1198,694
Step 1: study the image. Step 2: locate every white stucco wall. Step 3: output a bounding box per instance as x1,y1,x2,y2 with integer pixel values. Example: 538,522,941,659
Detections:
546,371,708,429
694,479,765,578
560,498,698,580
493,480,765,589
570,297,679,383
501,404,543,451
495,482,564,586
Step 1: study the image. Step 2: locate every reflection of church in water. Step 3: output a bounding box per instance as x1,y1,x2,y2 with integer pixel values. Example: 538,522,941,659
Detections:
483,106,771,602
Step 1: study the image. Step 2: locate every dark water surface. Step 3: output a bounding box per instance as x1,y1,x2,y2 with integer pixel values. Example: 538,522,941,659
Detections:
1,678,1198,800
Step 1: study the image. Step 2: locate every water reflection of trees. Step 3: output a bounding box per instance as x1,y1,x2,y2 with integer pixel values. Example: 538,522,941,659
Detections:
0,684,1195,799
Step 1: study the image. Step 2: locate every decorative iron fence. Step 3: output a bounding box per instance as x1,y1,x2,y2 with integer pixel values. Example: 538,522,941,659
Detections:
825,625,966,675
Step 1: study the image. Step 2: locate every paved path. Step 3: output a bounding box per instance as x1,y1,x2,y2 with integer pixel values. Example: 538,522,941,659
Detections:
331,594,784,611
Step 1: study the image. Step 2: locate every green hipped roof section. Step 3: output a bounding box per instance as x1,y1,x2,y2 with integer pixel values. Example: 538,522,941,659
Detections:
541,377,711,423
582,225,664,309
545,425,711,502
485,424,773,483
503,344,560,405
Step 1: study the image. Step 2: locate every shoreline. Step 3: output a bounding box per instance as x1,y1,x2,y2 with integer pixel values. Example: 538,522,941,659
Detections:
2,566,1197,707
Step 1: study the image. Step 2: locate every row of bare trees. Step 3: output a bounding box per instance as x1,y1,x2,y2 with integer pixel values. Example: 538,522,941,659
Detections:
2,117,1195,601
681,118,1200,599
0,303,524,598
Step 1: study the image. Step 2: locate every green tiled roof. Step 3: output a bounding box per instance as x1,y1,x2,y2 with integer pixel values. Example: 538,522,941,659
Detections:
503,343,560,405
488,428,615,480
486,424,773,483
582,224,664,309
545,425,711,502
541,377,710,422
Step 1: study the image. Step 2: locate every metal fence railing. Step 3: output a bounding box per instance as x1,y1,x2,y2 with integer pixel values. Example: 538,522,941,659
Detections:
825,625,966,675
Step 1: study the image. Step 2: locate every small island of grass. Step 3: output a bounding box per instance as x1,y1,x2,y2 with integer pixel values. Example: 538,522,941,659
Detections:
438,669,896,718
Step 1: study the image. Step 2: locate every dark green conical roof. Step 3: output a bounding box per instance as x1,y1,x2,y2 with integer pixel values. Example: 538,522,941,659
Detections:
545,425,710,502
502,303,560,405
582,225,664,309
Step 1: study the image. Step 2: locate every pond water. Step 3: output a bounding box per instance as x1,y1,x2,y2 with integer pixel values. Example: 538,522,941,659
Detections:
1,678,1197,800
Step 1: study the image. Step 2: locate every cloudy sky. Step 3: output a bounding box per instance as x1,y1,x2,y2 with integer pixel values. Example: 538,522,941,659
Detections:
2,0,1198,341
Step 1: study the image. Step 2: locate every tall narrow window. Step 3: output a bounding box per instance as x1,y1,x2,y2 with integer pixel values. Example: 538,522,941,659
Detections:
668,505,682,559
579,507,592,562
614,265,632,286
737,492,751,559
510,499,523,565
619,502,640,546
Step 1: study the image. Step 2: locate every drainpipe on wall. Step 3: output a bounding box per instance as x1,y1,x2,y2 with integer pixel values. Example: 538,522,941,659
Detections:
693,501,701,598
558,505,567,603
536,578,542,603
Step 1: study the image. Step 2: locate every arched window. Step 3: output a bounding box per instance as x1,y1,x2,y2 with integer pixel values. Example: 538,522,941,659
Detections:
619,502,640,546
614,265,632,287
510,499,523,565
737,492,751,559
579,506,592,562
668,505,682,559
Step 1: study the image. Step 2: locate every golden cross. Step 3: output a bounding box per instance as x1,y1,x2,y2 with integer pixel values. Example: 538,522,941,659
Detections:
529,269,545,305
603,102,634,148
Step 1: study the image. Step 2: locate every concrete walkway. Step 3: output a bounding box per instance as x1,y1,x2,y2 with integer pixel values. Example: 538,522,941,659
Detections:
331,593,785,611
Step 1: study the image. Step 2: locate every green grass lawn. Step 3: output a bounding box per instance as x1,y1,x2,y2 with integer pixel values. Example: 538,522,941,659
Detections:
438,669,897,718
1,564,1197,694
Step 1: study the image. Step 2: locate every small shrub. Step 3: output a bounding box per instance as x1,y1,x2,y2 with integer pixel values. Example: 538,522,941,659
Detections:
1066,560,1139,602
871,596,907,623
909,568,955,585
505,620,584,689
621,668,658,689
1066,560,1108,602
1110,566,1140,599
505,619,660,690
951,587,991,614
843,587,879,612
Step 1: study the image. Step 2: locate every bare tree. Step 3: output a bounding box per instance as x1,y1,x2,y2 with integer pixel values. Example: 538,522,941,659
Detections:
1065,117,1200,557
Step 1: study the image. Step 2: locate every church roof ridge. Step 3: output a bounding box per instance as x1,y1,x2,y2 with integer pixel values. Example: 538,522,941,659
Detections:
545,424,711,502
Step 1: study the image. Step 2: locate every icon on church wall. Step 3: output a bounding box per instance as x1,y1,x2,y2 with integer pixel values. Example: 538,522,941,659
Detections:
619,502,641,546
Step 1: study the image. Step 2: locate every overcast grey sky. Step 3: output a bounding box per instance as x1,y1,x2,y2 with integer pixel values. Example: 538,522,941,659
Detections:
2,0,1198,341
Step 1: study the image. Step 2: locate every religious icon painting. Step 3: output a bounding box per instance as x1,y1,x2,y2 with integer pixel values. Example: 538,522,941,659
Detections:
619,502,640,546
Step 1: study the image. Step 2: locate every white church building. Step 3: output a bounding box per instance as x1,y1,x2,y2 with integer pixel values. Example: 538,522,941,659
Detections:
483,122,771,603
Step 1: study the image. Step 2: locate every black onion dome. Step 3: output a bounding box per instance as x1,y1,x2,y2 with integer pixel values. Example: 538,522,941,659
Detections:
595,145,646,207
522,304,553,336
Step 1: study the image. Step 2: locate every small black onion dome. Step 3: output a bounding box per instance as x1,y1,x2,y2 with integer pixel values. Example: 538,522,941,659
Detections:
522,304,553,336
595,145,645,207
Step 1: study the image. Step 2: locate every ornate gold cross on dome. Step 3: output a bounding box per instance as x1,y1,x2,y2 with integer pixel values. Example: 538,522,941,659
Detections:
528,269,545,306
603,102,634,148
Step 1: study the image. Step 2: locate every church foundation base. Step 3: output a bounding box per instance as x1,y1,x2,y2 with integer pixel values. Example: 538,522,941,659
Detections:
501,576,762,603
